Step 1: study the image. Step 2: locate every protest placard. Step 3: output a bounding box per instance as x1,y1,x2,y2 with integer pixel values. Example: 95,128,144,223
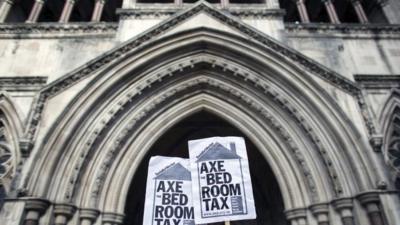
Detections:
143,156,195,225
188,137,256,224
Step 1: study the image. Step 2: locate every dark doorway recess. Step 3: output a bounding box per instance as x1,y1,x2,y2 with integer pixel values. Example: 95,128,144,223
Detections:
123,111,287,225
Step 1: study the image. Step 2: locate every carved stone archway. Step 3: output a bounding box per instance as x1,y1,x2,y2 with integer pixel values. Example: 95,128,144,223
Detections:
22,27,381,225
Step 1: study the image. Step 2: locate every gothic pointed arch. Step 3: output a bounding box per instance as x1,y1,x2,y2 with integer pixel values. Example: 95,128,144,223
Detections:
0,92,23,207
21,25,379,223
380,89,400,189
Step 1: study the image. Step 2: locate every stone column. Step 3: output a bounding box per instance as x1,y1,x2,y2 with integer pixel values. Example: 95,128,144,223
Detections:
351,0,369,23
310,203,330,225
102,212,124,225
24,198,50,225
174,0,182,6
286,208,308,225
91,0,105,22
332,198,355,225
59,0,75,23
53,203,76,225
26,0,45,23
295,0,310,23
221,0,229,9
80,208,100,225
0,0,14,22
322,0,340,24
357,192,386,225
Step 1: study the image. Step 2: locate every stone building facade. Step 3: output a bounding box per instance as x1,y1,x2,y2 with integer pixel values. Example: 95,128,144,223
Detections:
0,0,399,225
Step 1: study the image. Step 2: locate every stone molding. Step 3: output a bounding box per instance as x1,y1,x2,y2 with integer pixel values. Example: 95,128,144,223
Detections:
0,22,118,39
81,73,324,205
24,197,50,214
310,203,330,225
53,203,77,219
102,212,124,224
65,54,365,206
309,202,330,215
331,197,353,212
356,191,380,206
0,76,47,91
285,207,308,220
354,75,400,89
117,6,285,19
285,23,400,38
80,208,100,221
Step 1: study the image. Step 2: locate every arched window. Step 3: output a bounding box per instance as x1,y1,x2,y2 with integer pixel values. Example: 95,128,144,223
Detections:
386,107,400,189
0,119,13,208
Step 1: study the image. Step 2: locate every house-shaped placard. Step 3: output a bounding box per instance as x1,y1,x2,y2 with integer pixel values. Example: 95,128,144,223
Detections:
143,156,195,225
189,137,256,223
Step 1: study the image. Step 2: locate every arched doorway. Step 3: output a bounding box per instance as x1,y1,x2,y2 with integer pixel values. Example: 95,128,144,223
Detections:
123,111,287,225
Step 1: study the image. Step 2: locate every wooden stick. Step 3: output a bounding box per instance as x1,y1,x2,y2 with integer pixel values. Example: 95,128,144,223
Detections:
225,221,231,225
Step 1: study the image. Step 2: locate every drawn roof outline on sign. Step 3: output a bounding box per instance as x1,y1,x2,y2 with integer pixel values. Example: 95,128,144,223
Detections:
154,162,192,181
196,142,241,162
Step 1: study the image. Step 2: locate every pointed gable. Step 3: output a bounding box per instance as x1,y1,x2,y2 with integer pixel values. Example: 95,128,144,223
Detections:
196,142,241,162
154,163,191,181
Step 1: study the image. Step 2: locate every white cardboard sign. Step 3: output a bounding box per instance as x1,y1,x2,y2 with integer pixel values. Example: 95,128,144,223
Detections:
143,156,195,225
188,136,256,224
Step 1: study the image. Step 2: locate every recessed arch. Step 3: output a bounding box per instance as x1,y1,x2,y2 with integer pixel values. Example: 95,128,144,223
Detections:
24,28,376,223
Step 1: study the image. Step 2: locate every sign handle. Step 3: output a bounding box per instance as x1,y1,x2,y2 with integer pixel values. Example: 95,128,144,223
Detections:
225,221,231,225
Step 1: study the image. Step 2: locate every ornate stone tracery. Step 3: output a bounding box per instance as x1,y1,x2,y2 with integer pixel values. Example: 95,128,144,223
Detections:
387,107,400,188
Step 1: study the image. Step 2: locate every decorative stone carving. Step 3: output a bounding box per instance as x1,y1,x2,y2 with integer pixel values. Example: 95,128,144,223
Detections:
387,114,400,177
285,23,400,38
370,135,383,152
0,23,118,38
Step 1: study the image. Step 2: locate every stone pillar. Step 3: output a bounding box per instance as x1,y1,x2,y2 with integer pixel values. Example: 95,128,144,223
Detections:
322,0,340,24
0,0,13,22
26,0,45,23
295,0,310,23
351,0,369,23
310,203,330,225
23,198,50,225
174,0,182,6
53,203,76,225
221,0,229,8
357,192,386,225
332,198,355,225
102,212,124,225
91,0,105,22
286,208,308,225
59,0,75,23
80,208,100,225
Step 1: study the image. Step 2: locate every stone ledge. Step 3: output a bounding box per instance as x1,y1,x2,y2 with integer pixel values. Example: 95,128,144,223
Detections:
285,23,400,38
0,22,118,39
0,76,47,91
354,74,400,89
117,6,285,19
